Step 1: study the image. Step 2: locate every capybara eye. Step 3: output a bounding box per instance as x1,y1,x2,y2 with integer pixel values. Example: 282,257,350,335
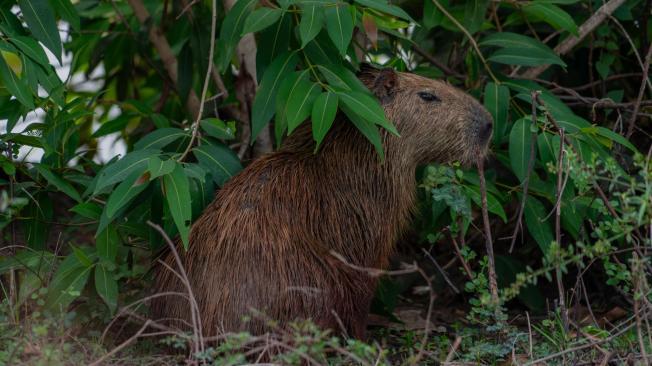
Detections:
417,91,440,102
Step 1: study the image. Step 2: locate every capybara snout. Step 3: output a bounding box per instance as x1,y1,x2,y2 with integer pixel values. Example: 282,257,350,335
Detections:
152,65,492,338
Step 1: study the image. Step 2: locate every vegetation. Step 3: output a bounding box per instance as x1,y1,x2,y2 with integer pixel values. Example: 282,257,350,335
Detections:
0,0,650,364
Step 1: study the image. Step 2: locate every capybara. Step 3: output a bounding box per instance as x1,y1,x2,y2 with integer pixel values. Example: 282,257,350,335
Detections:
152,65,493,338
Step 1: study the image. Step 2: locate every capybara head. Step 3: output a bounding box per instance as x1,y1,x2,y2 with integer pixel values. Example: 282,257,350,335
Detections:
358,64,493,166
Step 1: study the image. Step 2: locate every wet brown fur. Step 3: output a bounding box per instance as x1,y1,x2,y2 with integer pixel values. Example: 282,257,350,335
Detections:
152,67,492,338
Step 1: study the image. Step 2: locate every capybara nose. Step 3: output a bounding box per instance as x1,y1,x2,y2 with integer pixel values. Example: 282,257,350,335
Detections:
480,120,494,139
476,116,493,143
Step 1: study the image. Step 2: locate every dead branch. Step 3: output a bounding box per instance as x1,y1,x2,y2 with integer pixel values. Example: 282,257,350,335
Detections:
521,0,627,79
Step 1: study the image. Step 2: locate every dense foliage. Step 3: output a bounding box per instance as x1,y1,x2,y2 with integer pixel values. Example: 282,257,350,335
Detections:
0,0,650,364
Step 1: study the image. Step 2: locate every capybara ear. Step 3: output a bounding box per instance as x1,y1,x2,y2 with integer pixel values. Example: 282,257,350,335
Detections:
358,63,399,102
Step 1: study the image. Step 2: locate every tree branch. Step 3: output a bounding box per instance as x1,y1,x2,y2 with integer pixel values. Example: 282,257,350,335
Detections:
520,0,627,79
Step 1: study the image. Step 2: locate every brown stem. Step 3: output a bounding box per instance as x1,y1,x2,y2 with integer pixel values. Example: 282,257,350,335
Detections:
477,160,500,309
147,221,205,356
450,230,474,280
554,128,569,331
126,0,201,119
178,0,219,162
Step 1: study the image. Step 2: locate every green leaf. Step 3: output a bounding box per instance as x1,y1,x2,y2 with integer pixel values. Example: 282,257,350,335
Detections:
8,36,50,68
217,0,257,71
134,128,188,150
488,47,566,67
49,0,81,31
480,32,565,67
251,51,299,141
524,196,554,255
72,245,94,267
18,0,62,61
242,7,283,35
163,164,192,249
35,63,64,106
316,63,368,92
0,51,34,109
96,225,119,263
465,186,507,222
341,105,384,160
256,11,293,80
95,264,118,314
148,156,176,180
275,71,307,143
312,91,338,149
45,253,92,311
537,132,559,166
286,79,321,133
303,32,341,66
483,82,509,145
92,115,134,138
353,0,415,22
462,0,488,34
0,250,55,274
105,170,150,218
299,4,325,48
34,164,81,203
336,90,398,135
94,149,158,194
200,118,236,140
594,127,637,153
509,118,536,182
193,143,243,186
523,3,578,36
70,202,102,220
25,194,52,250
324,2,354,56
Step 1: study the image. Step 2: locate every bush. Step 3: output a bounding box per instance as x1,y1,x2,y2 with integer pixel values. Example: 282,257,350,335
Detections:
0,0,650,364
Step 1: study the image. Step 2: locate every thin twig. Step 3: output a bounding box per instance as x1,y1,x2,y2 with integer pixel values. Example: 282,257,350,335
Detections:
626,44,652,138
477,160,500,309
525,317,637,365
526,311,533,358
509,90,541,253
178,0,219,162
449,230,474,280
607,15,652,94
554,128,569,331
429,0,498,83
411,43,464,79
89,320,152,366
633,253,649,365
422,248,459,294
410,266,438,366
147,221,205,357
444,336,462,363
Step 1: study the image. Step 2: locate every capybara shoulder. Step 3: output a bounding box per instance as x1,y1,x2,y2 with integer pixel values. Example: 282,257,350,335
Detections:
152,66,492,338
